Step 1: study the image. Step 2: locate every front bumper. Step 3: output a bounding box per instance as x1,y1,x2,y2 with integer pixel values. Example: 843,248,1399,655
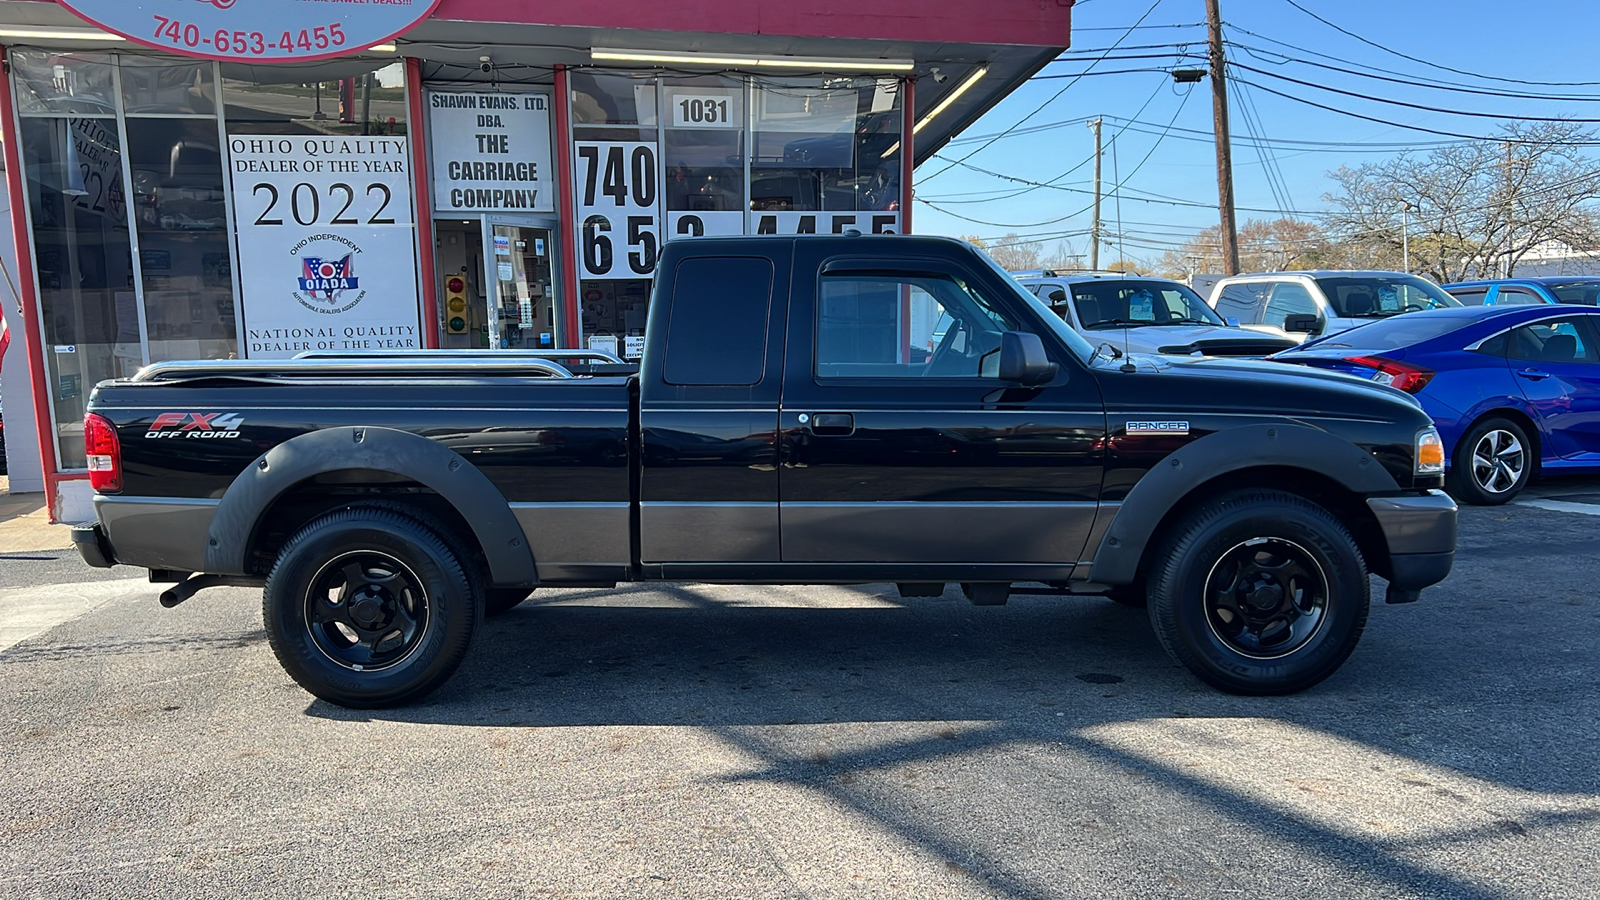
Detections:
1367,490,1458,591
72,524,116,569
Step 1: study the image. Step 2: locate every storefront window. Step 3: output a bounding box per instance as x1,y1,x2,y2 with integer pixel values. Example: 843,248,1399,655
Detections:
569,71,656,139
125,117,236,363
11,50,116,116
751,77,902,231
19,115,133,468
119,57,216,116
663,75,744,240
222,62,407,136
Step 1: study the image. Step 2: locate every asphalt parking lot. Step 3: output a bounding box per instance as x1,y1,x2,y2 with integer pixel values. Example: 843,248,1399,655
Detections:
2,482,1598,899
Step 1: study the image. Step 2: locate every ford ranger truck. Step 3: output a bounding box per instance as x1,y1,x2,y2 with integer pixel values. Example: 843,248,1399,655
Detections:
73,234,1458,708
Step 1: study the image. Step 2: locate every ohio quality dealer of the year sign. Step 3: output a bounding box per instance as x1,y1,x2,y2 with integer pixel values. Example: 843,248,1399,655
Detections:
57,0,444,63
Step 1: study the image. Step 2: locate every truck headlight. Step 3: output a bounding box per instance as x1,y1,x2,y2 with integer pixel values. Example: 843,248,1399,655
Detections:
1415,427,1445,476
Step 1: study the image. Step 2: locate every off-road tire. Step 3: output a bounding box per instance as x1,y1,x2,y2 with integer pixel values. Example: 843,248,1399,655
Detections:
263,508,481,708
1147,489,1369,695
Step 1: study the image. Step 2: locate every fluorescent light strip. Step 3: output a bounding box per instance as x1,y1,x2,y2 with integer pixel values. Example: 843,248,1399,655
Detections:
0,26,125,42
592,49,913,72
913,66,987,135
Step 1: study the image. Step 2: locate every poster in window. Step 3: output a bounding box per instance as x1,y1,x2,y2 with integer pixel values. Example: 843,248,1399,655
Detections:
573,140,660,280
428,90,553,214
228,134,421,358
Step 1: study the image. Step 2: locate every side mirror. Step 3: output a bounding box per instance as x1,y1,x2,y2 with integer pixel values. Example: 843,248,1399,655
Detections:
1048,289,1067,305
1284,313,1320,334
999,331,1059,385
1224,316,1241,327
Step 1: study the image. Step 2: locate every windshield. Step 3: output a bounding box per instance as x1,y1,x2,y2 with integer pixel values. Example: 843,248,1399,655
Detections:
975,252,1098,363
1547,281,1600,305
1314,275,1461,318
1067,280,1224,329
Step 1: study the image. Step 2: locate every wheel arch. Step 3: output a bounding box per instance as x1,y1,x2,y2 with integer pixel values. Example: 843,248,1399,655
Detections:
1454,407,1542,470
1089,425,1397,586
205,426,537,585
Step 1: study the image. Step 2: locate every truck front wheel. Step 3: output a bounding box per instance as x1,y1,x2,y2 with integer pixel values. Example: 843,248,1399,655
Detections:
1147,490,1369,695
263,508,481,708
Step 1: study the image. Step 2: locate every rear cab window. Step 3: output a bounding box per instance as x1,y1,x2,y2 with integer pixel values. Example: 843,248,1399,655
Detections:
662,256,774,385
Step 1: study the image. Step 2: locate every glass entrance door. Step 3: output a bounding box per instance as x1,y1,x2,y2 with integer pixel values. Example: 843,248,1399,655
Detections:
486,223,558,350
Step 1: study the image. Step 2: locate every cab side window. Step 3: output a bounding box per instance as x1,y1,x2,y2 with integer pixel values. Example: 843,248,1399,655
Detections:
816,273,1020,379
1264,282,1321,332
1214,283,1266,322
1449,288,1489,305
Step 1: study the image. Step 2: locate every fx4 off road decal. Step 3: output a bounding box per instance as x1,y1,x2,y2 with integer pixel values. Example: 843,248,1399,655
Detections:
145,412,246,439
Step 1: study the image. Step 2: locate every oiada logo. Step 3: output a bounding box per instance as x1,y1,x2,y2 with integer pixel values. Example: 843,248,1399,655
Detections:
146,412,245,440
289,234,366,314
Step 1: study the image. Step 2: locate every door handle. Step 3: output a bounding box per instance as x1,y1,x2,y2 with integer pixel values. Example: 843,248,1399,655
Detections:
804,412,855,436
1517,368,1551,381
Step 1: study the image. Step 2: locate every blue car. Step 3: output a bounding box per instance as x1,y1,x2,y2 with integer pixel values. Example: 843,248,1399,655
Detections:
1271,305,1600,504
1443,277,1600,307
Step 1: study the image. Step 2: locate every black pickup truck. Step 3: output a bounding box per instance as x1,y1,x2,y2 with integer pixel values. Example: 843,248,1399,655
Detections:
75,235,1457,707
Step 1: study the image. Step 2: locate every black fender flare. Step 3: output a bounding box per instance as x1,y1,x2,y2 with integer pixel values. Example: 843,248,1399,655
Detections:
205,426,537,585
1088,424,1399,585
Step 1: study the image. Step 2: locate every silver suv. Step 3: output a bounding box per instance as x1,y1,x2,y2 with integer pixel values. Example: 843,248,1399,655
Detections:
1207,271,1462,342
1016,272,1297,357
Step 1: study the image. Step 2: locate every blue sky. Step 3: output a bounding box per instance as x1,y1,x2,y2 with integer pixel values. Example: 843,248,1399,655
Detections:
912,0,1600,263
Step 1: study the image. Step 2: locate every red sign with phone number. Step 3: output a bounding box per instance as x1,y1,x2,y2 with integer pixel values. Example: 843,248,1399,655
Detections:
57,0,444,63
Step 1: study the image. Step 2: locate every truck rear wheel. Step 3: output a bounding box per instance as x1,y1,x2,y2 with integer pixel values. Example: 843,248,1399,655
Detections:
1147,490,1369,695
263,508,481,708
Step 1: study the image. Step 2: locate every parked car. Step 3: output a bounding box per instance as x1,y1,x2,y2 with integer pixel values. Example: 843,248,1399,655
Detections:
1017,272,1297,357
74,235,1456,707
1208,271,1463,342
1269,304,1600,504
1442,277,1600,307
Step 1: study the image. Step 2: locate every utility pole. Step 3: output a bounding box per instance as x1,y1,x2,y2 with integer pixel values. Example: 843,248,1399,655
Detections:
1400,202,1410,273
1206,0,1240,275
1089,117,1103,270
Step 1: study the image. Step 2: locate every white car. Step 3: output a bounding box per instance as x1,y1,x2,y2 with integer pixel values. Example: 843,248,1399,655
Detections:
1207,270,1463,342
1016,272,1298,357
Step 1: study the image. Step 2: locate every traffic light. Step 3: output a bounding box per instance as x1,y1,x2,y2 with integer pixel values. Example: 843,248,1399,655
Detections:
444,274,469,334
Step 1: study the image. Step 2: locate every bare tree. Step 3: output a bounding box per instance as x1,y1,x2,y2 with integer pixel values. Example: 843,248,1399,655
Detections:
966,232,1044,271
1155,218,1346,278
1323,121,1600,282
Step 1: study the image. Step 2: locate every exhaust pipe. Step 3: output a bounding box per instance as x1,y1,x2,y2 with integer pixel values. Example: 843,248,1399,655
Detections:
159,574,263,608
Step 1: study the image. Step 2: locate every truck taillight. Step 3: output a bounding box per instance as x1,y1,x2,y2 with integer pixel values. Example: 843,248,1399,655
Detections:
1345,355,1435,394
84,413,122,493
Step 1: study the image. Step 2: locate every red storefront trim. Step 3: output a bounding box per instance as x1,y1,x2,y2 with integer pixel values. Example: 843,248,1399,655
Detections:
0,44,66,509
553,64,580,349
406,56,441,349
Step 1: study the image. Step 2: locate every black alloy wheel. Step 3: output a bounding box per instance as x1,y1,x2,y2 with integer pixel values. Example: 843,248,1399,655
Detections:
263,508,481,708
1147,489,1369,695
1448,416,1532,505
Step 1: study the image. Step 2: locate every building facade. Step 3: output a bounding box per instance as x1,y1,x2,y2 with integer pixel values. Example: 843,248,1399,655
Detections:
0,0,1073,519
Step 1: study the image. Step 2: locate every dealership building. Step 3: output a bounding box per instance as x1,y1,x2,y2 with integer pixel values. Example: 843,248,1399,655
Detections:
0,0,1074,520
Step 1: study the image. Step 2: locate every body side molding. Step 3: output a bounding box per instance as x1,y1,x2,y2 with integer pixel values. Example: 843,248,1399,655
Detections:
1089,424,1401,585
205,426,538,585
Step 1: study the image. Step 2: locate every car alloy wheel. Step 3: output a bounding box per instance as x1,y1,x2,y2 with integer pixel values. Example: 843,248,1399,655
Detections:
1202,536,1329,659
1471,429,1525,496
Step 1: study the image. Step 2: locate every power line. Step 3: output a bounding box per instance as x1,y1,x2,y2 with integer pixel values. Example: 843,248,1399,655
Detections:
1227,38,1600,103
917,0,1168,185
1229,59,1600,123
1228,75,1600,144
1279,0,1600,88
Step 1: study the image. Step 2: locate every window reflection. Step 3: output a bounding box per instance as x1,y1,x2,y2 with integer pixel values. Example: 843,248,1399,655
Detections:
11,50,117,116
752,77,902,214
221,63,407,135
20,115,133,468
120,57,216,116
126,117,237,363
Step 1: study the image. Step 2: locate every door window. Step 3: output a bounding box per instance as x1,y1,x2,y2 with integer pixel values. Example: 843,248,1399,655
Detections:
816,273,1020,379
1493,288,1545,306
1213,282,1267,321
1264,282,1321,331
1507,317,1599,364
1448,288,1489,305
